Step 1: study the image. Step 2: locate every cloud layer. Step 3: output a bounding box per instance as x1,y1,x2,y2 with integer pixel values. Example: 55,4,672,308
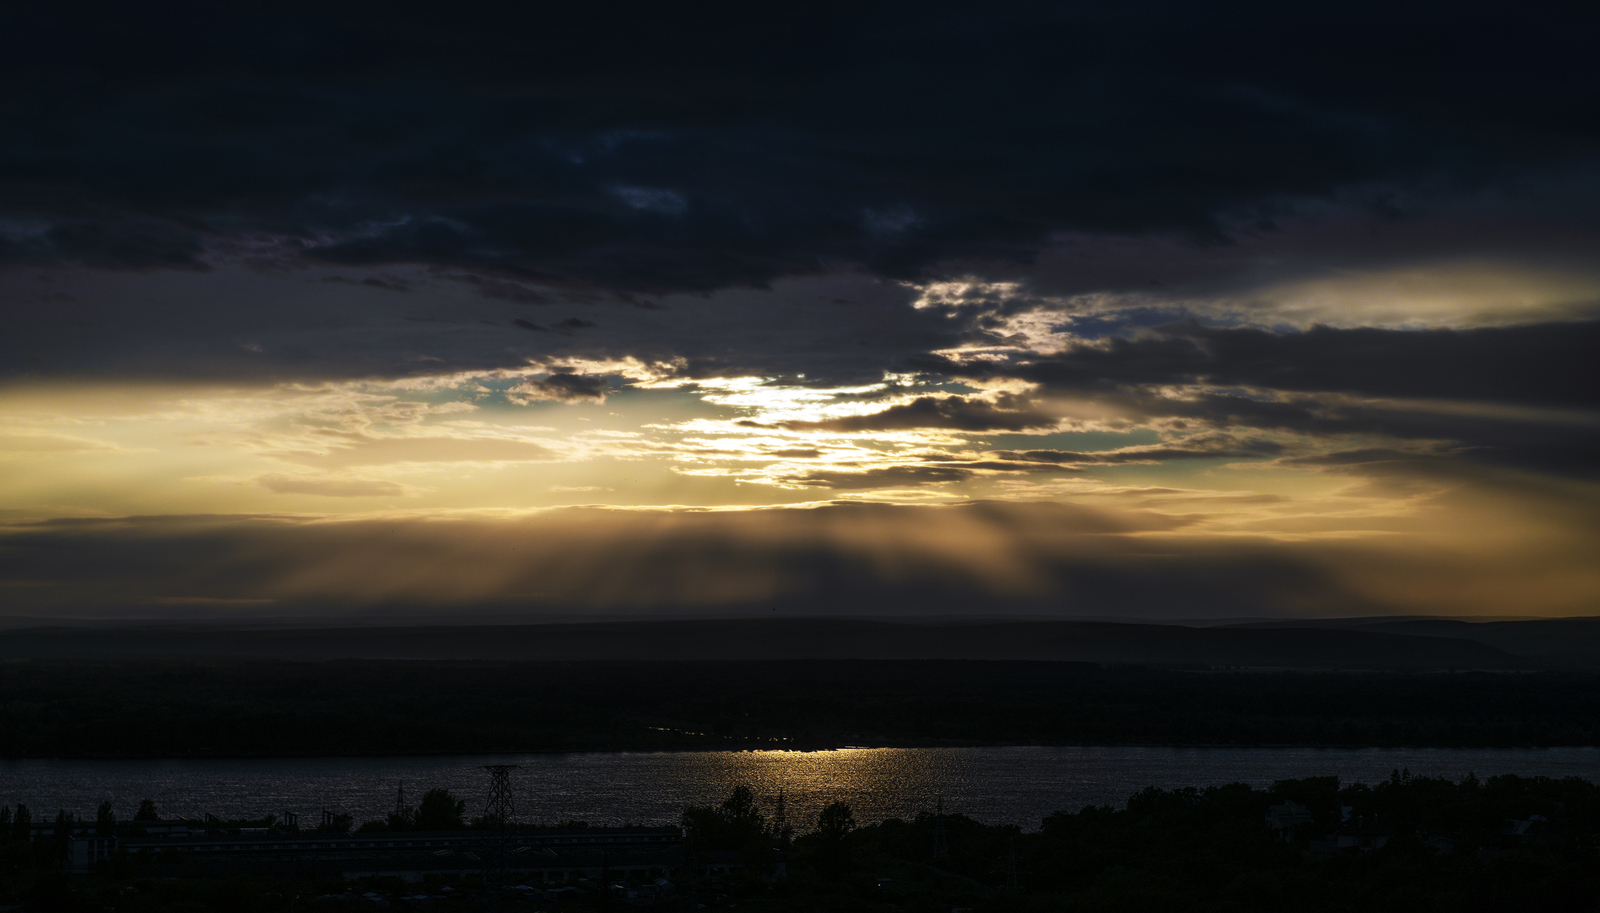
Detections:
0,1,1596,619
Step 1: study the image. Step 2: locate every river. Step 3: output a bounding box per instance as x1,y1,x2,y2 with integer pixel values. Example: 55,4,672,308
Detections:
6,746,1600,831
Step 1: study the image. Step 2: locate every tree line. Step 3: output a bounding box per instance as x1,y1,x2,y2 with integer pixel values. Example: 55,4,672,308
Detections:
4,773,1600,909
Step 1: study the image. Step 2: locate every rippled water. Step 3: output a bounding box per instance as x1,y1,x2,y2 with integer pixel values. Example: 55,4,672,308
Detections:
6,746,1600,831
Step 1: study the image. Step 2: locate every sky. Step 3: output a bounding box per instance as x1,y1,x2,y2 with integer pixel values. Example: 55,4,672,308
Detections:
2,1,1597,620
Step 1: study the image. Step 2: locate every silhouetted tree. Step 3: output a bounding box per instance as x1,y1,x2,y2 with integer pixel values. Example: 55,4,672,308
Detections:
681,785,768,852
816,802,855,841
811,801,856,877
414,789,466,830
12,804,30,841
133,799,159,821
720,785,765,836
96,801,116,836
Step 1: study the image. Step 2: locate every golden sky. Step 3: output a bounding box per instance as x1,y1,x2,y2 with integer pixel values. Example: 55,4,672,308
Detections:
3,263,1597,619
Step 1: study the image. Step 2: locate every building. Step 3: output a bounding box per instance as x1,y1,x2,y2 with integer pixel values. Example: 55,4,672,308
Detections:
1265,801,1314,843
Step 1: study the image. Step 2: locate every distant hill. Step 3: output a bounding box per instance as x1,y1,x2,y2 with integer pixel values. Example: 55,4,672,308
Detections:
0,617,1523,669
1225,616,1600,668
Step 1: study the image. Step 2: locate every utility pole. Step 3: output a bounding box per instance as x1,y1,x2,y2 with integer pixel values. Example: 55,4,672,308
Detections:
930,797,949,864
1003,837,1020,893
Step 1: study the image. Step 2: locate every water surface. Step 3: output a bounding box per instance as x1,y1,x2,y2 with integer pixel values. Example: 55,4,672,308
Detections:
6,746,1600,831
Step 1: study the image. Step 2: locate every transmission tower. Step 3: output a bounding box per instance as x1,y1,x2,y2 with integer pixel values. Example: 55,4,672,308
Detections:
394,781,407,818
930,796,949,863
481,765,521,905
770,788,791,846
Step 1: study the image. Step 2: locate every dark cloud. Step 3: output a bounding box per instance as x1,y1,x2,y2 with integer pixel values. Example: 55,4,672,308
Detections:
445,274,552,305
926,321,1600,409
511,318,549,333
362,276,412,292
1140,392,1600,477
0,219,208,271
993,435,1284,465
2,2,1596,296
780,465,980,489
937,460,1080,474
785,394,1058,433
1282,448,1448,467
0,267,952,385
507,372,608,404
321,275,415,292
780,457,1082,488
906,320,1600,477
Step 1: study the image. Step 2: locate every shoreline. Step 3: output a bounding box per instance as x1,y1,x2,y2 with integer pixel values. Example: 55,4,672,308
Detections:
7,742,1600,764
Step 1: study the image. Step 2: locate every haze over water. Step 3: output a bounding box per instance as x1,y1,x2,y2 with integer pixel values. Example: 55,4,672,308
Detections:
7,746,1600,832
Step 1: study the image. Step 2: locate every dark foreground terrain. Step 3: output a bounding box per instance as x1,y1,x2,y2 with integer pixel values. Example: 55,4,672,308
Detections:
7,617,1600,909
5,659,1600,757
7,616,1597,757
4,773,1598,911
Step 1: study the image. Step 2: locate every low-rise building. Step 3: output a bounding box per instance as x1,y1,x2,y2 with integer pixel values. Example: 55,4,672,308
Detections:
1265,801,1314,842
